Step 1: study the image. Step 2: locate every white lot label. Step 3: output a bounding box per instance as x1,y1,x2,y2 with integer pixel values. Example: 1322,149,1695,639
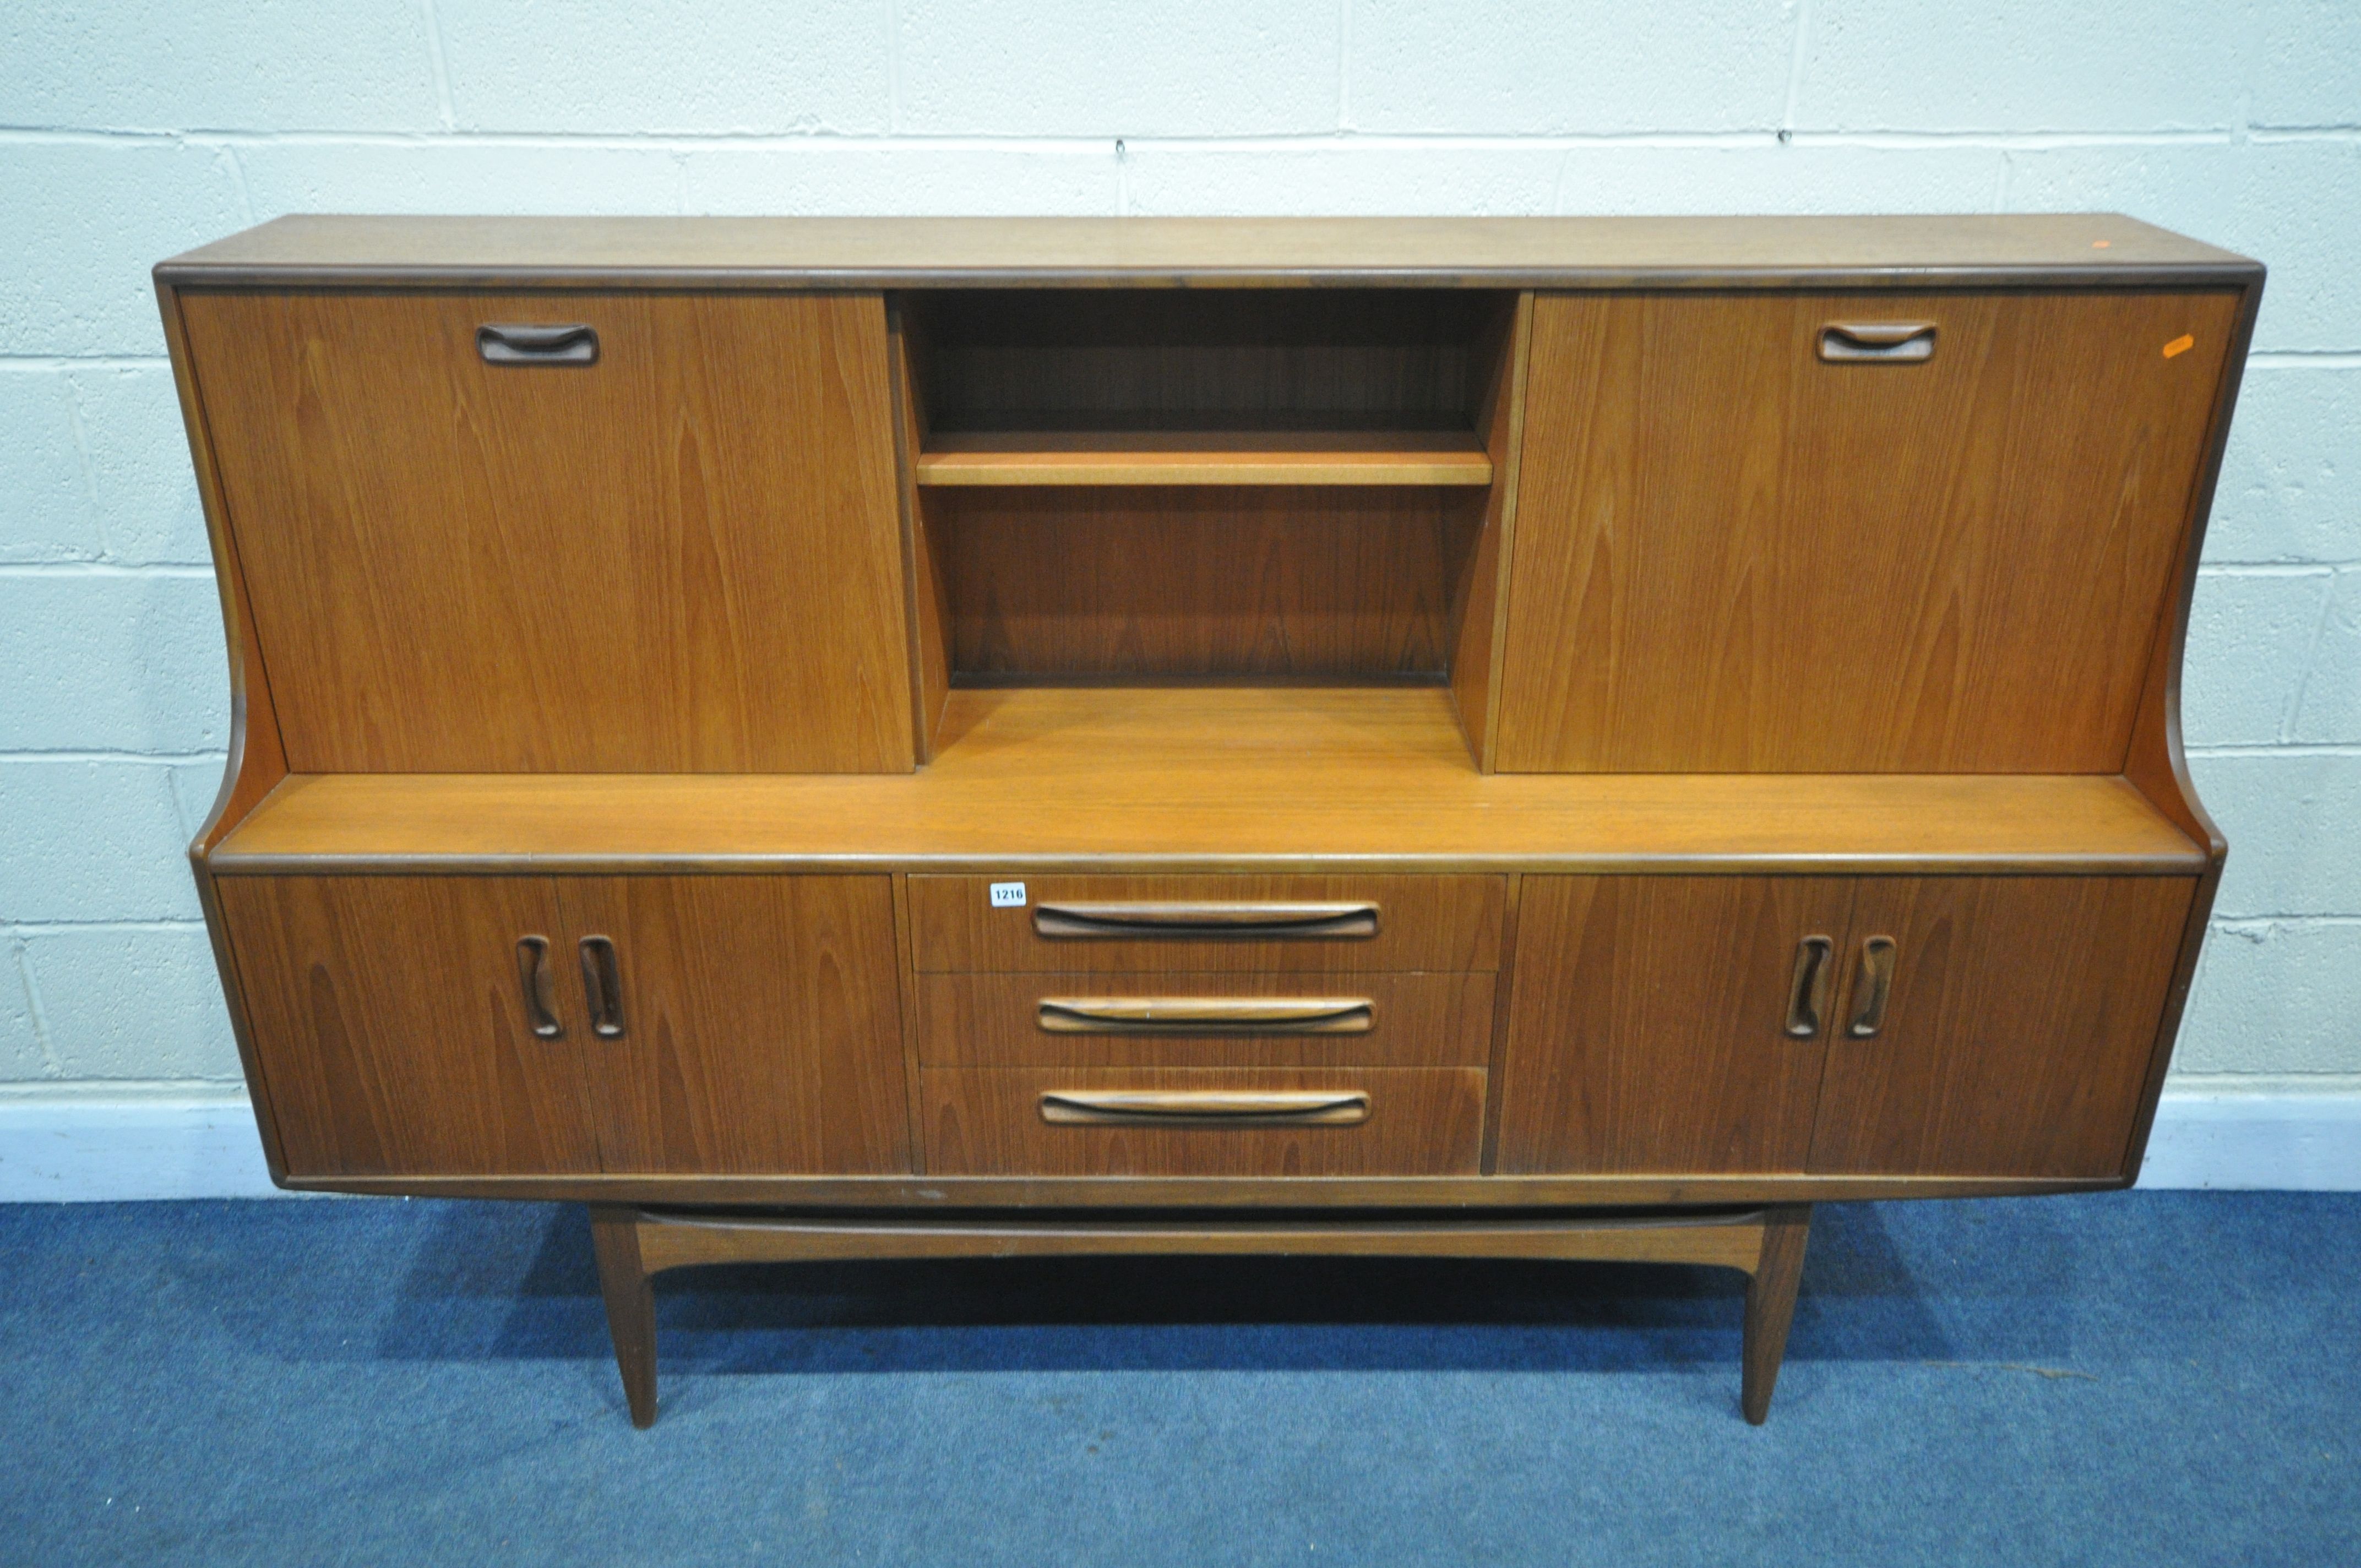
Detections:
989,881,1028,908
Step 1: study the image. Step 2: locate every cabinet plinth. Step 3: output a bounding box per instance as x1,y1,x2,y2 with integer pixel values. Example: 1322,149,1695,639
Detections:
160,214,2256,1425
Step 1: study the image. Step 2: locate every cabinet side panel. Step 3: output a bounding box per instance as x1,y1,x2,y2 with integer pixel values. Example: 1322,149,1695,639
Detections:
1499,291,2238,771
179,290,913,772
1448,293,1532,769
560,876,911,1175
215,875,600,1178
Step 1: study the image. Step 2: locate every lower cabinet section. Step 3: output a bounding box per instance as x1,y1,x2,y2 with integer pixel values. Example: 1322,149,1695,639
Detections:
217,874,910,1179
1498,874,2196,1181
921,1068,1487,1175
217,866,2193,1190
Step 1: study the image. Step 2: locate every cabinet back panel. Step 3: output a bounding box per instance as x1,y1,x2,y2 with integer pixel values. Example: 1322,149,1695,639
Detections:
182,290,913,773
1499,290,2238,771
913,290,1492,432
937,485,1484,679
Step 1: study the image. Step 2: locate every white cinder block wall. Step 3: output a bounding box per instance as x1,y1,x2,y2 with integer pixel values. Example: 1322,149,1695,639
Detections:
3,2,2357,1195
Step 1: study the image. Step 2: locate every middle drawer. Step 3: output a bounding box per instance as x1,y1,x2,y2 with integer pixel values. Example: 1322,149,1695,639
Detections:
919,972,1497,1068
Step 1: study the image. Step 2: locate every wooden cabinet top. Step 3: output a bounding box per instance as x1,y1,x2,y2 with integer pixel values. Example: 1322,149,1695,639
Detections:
157,213,2256,290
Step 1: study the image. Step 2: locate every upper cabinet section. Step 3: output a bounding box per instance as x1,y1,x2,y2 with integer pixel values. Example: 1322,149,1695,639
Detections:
1497,290,2239,772
179,290,914,773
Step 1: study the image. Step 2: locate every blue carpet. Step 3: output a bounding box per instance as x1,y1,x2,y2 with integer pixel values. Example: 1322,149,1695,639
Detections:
0,1193,2353,1566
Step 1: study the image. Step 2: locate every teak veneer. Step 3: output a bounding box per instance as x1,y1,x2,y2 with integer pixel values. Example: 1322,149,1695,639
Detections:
159,215,2259,1428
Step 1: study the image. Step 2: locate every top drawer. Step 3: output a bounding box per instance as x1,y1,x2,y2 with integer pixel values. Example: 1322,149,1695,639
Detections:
178,290,913,774
910,875,1505,972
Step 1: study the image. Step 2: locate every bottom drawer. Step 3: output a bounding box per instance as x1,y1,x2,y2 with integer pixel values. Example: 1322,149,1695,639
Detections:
921,1067,1485,1177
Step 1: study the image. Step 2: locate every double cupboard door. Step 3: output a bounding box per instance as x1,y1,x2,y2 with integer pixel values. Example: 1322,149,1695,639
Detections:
1497,874,2196,1179
216,874,909,1179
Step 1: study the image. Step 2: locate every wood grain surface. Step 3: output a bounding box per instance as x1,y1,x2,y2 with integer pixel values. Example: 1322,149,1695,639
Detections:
631,1206,1774,1270
1448,293,1533,770
217,875,601,1177
915,428,1492,486
1496,877,1858,1174
181,289,913,772
210,687,2206,874
921,1066,1486,1175
557,876,910,1175
157,214,2255,290
935,486,1484,678
1499,290,2240,771
908,287,1492,428
1808,875,2195,1177
917,971,1496,1067
910,870,1505,972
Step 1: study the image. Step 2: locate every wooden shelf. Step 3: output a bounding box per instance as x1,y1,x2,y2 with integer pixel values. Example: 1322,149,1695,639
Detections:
214,686,2204,875
913,429,1494,487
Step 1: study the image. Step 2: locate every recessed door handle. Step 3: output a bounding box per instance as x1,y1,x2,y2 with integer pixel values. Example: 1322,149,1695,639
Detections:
1785,935,1834,1039
1037,1090,1371,1126
477,322,599,366
514,936,564,1041
1036,997,1375,1035
1819,322,1937,363
1848,936,1897,1038
577,935,627,1039
1032,902,1380,941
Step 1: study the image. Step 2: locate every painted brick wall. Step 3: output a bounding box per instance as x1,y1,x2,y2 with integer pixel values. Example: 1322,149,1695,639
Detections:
3,1,2357,1106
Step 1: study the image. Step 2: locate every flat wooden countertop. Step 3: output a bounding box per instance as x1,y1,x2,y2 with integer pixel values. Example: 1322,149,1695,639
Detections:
211,685,2205,876
156,214,2257,290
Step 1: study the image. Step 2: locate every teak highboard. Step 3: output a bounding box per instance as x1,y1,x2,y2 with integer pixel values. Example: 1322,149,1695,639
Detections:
156,215,2259,1426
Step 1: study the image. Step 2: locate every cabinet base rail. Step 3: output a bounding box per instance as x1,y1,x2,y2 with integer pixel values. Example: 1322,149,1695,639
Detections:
587,1201,1813,1429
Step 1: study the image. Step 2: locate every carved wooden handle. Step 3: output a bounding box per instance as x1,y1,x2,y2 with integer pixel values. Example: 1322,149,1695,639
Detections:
1819,322,1937,363
514,936,564,1041
577,935,627,1039
477,322,599,366
1784,935,1834,1039
1032,902,1379,940
1037,1090,1371,1126
1848,936,1897,1038
1036,997,1374,1035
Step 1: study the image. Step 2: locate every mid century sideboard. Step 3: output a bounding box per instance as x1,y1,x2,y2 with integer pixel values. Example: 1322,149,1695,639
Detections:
155,214,2257,1425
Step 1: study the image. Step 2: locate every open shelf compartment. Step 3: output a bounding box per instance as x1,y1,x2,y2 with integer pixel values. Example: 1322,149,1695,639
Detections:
892,288,1527,758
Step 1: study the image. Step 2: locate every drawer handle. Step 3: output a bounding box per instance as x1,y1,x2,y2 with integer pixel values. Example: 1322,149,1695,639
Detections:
1819,322,1936,363
477,322,599,366
1032,902,1380,941
1784,935,1833,1039
1037,997,1375,1036
514,936,564,1041
1848,935,1897,1039
1038,1090,1371,1127
577,935,627,1039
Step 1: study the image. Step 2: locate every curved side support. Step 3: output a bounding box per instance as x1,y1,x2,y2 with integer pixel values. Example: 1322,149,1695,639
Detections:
158,276,294,1184
2117,264,2266,1180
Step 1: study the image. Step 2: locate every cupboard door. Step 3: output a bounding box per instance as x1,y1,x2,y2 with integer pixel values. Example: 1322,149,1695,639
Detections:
217,875,600,1178
181,291,912,773
1498,290,2238,771
1497,876,1857,1174
1810,876,2195,1178
557,876,910,1175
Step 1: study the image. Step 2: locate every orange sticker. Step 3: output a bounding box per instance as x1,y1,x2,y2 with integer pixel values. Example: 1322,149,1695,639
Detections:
2163,334,2195,358
2092,239,2112,248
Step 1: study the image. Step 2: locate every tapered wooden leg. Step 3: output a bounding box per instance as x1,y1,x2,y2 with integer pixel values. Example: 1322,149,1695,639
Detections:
589,1205,659,1429
1740,1203,1811,1425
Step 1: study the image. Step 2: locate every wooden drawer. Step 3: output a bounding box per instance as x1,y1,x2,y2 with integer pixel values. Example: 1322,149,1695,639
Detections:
918,972,1495,1068
909,875,1504,972
921,1068,1486,1176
